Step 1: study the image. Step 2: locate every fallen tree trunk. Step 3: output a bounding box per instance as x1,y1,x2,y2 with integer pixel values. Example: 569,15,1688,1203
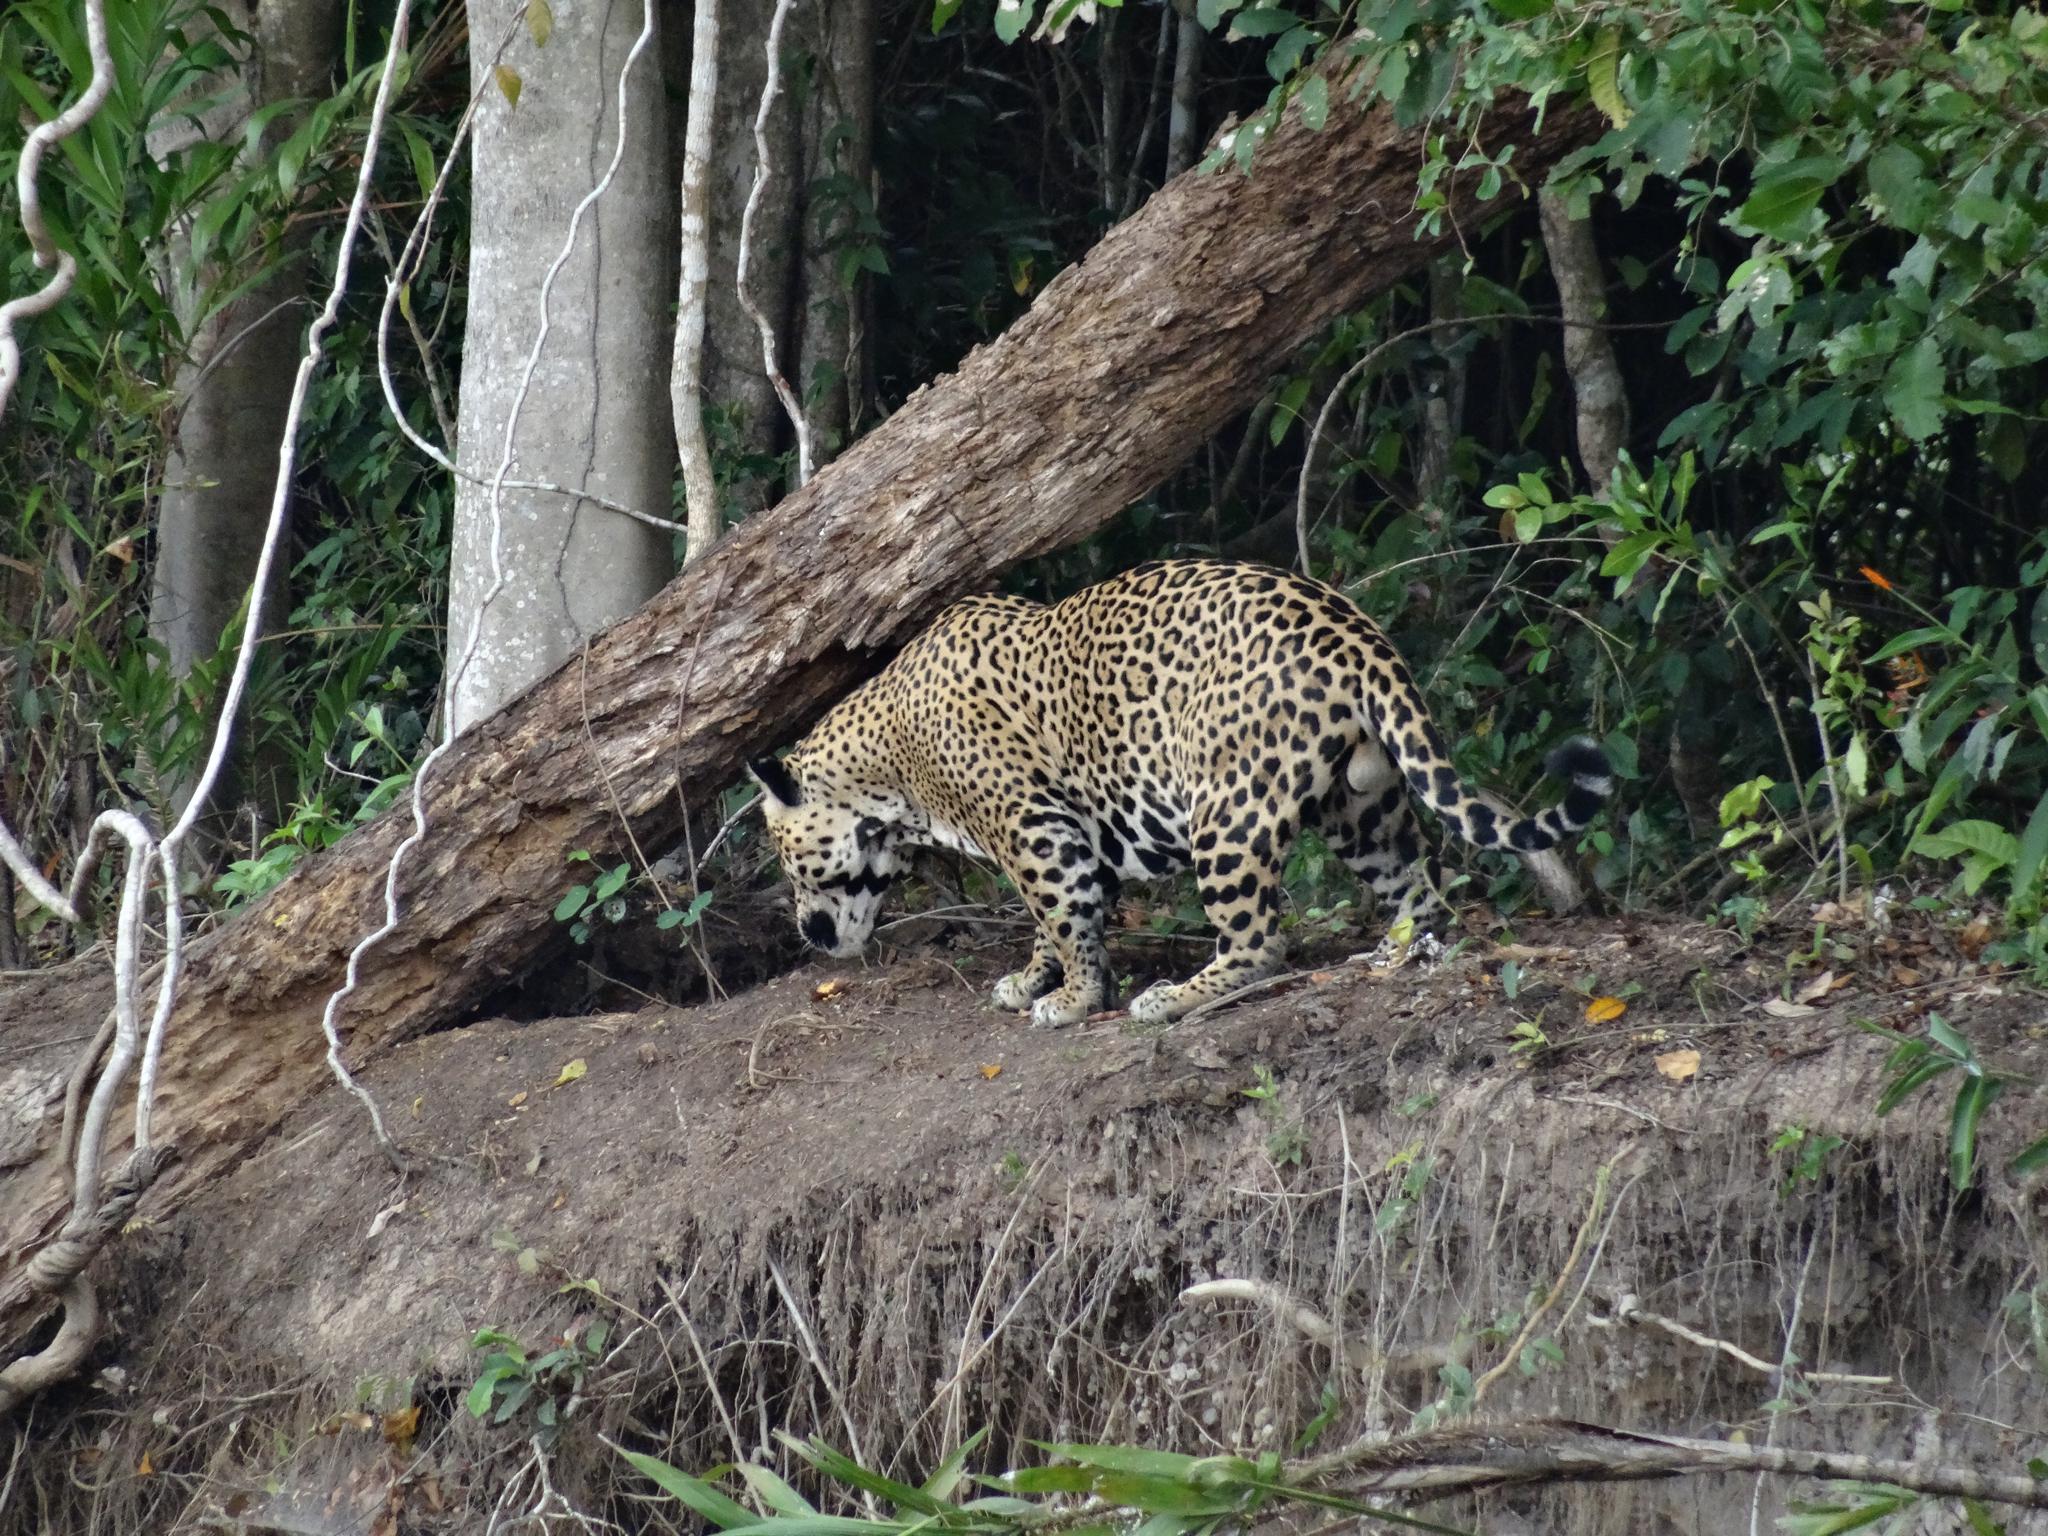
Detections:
0,89,1599,1371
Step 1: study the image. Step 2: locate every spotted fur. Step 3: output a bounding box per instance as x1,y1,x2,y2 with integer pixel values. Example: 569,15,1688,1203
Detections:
750,559,1614,1025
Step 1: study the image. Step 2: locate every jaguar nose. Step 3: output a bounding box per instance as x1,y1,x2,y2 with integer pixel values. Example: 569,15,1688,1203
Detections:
801,911,837,951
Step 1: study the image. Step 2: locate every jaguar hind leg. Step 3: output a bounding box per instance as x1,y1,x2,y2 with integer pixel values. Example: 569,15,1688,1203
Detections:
1328,783,1443,949
1127,812,1287,1024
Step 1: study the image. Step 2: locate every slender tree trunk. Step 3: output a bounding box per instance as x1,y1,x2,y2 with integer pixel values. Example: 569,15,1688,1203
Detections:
675,0,723,563
0,90,1601,1382
1538,191,1626,488
689,0,802,515
447,0,676,731
1165,3,1202,180
796,0,876,463
146,0,345,827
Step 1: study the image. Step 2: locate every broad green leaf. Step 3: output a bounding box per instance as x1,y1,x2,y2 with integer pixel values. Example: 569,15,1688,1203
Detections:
526,0,553,46
1034,1443,1201,1477
1586,26,1628,128
494,63,522,107
1227,7,1300,38
1485,0,1551,17
778,1436,944,1516
931,0,965,30
2012,789,2048,898
1736,157,1843,241
1883,336,1945,442
1910,820,2019,871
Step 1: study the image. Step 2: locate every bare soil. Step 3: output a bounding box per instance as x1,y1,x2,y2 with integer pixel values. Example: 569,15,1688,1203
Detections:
8,907,2046,1534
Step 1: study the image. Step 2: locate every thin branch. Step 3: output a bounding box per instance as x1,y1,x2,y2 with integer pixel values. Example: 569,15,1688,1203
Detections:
1295,1418,2048,1510
736,0,813,485
1587,1292,1892,1388
675,0,724,562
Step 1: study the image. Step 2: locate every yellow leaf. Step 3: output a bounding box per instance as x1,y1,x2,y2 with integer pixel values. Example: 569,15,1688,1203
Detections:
507,1090,528,1108
494,63,522,108
1655,1048,1700,1082
137,1449,155,1477
382,1405,420,1446
815,980,843,1000
980,1064,1002,1080
553,1058,587,1087
1584,995,1627,1023
525,0,553,47
1587,26,1630,129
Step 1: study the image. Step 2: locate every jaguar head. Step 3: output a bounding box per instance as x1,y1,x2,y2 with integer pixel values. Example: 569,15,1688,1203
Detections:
748,756,907,959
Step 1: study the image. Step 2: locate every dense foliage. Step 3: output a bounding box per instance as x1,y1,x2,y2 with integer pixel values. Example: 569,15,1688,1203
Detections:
2,0,2044,972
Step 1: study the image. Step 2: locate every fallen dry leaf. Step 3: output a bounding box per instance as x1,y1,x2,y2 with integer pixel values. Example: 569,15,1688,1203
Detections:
1793,969,1837,1005
382,1405,420,1447
979,1064,1002,1080
1309,970,1337,984
553,1057,588,1088
815,979,844,1000
1655,1048,1700,1082
1958,917,1995,960
1584,995,1628,1024
102,536,137,565
137,1449,154,1477
507,1090,528,1108
1761,997,1816,1018
1892,964,1923,986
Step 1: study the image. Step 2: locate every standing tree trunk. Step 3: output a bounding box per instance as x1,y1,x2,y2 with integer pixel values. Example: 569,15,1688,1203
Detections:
796,0,877,463
675,0,724,563
1538,192,1626,488
146,0,345,826
0,91,1601,1389
446,0,677,731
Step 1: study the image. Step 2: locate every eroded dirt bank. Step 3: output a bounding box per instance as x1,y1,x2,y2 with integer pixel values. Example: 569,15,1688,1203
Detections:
10,913,2047,1533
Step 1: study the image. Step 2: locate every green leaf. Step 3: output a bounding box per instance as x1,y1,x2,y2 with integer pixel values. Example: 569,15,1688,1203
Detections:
922,1427,989,1502
618,1453,761,1528
931,0,965,29
1586,26,1629,128
1485,0,1551,17
737,1464,818,1517
2012,789,2048,898
1736,156,1843,242
777,1436,946,1516
1875,1055,1953,1116
1002,1467,1102,1495
1035,1443,1201,1477
1227,7,1299,38
1296,73,1328,130
465,1373,499,1418
1883,336,1945,442
1197,0,1245,25
494,63,522,107
1910,820,2019,871
526,0,553,46
2009,1135,2048,1178
553,884,590,921
1949,1075,2002,1190
1089,1472,1240,1516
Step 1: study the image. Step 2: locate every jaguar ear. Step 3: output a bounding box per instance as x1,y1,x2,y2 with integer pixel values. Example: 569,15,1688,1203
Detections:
747,756,802,809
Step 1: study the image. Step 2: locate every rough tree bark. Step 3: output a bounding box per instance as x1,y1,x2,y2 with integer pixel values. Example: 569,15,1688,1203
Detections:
446,0,676,731
0,87,1600,1376
146,0,345,821
1538,191,1626,488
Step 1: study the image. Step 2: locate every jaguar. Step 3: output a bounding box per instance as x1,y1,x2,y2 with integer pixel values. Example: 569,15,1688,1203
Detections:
749,559,1613,1025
